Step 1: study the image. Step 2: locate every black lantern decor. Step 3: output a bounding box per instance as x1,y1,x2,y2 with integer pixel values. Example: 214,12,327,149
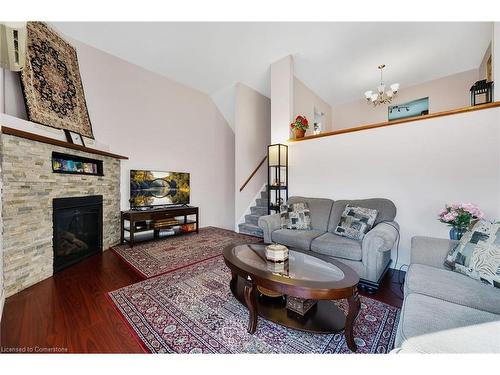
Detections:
267,144,288,214
470,80,494,106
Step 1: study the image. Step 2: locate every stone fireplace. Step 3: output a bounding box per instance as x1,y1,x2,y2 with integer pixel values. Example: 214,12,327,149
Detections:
1,130,123,297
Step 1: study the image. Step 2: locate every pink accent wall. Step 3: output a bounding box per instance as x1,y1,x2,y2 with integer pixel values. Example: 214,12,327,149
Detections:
332,69,479,130
2,36,235,230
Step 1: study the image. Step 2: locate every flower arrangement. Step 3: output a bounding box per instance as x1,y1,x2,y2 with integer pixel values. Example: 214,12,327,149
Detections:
438,203,484,229
290,115,309,131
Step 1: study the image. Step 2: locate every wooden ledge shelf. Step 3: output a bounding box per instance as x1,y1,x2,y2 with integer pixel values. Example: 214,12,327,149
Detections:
289,101,500,143
1,126,128,160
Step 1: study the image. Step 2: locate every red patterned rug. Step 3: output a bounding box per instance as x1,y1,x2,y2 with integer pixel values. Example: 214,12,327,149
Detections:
112,227,262,278
108,256,400,354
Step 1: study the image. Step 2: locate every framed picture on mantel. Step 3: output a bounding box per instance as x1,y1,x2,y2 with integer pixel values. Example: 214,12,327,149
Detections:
64,129,86,147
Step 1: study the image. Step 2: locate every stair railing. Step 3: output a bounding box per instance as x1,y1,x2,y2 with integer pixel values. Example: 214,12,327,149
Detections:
239,156,267,192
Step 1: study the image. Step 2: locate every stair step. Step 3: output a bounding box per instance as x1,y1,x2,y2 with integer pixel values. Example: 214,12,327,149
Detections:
255,198,267,207
260,190,268,199
245,214,260,226
238,223,263,238
250,206,268,216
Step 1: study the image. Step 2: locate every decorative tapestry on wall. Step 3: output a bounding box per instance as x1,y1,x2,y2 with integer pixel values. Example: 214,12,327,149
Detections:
20,22,94,138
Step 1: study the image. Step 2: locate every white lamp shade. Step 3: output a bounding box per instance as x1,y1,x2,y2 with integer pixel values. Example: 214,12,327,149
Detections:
386,91,393,98
268,144,287,166
364,90,373,99
390,83,400,92
377,84,385,94
370,93,378,102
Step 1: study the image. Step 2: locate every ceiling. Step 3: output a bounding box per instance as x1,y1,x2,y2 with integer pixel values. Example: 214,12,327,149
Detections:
52,22,492,106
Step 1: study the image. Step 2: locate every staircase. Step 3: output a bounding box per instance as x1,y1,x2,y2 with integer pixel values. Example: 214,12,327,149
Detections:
238,187,269,238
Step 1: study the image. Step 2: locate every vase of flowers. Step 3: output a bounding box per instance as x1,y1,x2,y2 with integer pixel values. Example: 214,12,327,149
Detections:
290,115,309,138
438,203,484,240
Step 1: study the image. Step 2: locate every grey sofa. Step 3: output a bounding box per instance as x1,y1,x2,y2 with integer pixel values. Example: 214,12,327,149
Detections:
394,236,500,353
257,196,399,292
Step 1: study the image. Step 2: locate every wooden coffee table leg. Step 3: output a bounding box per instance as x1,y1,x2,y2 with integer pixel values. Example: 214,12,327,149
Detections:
345,291,361,352
230,270,238,291
243,278,258,334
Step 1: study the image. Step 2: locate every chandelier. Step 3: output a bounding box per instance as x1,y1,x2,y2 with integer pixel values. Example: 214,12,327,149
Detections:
364,64,399,106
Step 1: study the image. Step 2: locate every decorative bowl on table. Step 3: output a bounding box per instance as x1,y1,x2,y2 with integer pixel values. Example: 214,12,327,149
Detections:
265,243,288,262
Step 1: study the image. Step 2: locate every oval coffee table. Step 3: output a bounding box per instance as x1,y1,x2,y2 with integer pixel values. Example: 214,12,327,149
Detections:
223,243,361,352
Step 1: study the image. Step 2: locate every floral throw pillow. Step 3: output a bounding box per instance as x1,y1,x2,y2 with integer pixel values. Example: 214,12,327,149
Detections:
445,220,500,289
280,203,312,230
334,205,378,241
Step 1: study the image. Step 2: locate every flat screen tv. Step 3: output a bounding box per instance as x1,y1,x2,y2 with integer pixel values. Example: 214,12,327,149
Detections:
130,170,190,208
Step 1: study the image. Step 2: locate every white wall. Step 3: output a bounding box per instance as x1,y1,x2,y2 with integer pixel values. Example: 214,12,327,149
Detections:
289,107,500,268
2,36,235,230
234,83,271,224
478,44,491,81
332,69,479,130
294,77,333,135
271,55,294,143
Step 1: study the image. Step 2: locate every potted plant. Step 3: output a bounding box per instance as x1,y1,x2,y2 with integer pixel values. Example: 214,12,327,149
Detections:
438,203,484,240
290,115,309,139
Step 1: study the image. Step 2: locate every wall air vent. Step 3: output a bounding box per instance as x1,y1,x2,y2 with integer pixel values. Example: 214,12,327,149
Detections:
0,22,27,72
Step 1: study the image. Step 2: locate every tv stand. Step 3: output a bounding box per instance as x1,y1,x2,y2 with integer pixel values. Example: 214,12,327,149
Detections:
120,205,199,247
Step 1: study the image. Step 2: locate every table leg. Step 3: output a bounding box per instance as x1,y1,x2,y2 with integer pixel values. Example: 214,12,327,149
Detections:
243,278,258,334
345,291,361,352
196,211,199,233
230,270,238,291
120,214,124,245
130,220,135,248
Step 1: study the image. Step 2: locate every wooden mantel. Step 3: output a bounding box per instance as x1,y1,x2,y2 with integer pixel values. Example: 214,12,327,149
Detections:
289,101,500,143
1,126,128,160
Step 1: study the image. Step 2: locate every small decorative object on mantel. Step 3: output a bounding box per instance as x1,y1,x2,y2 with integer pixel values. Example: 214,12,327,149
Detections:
265,243,289,262
438,203,484,240
20,22,94,139
470,79,494,106
64,129,85,146
290,115,309,139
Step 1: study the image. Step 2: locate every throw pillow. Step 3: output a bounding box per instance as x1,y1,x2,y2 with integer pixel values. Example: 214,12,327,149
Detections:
280,202,312,230
445,220,500,289
334,205,378,240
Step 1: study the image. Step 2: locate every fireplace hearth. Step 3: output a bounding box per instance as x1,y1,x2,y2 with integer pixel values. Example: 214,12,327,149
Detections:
53,195,103,273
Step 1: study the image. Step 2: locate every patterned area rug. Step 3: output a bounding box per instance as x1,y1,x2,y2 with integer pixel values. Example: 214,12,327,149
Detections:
112,227,262,278
108,256,401,354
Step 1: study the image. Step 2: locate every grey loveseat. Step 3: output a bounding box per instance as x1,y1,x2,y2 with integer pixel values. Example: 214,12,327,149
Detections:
394,236,500,353
257,196,399,292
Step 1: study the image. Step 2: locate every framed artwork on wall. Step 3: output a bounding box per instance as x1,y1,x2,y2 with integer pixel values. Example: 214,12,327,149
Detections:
388,97,429,121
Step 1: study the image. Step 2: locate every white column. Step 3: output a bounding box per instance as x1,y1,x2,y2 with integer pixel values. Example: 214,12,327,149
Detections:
270,55,294,144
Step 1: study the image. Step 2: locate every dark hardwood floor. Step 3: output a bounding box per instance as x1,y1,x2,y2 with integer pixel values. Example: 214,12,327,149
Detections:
1,249,404,353
1,250,144,353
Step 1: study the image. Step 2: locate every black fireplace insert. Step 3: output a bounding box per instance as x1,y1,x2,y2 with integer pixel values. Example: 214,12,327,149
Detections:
53,195,103,273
